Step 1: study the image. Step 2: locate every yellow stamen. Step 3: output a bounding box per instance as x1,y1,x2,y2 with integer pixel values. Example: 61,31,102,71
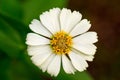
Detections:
50,31,72,54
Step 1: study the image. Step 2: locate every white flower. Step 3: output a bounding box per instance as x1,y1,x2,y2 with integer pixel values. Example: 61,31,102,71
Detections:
26,8,98,76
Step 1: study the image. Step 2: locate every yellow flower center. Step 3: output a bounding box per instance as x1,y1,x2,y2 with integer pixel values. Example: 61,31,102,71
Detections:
50,31,72,54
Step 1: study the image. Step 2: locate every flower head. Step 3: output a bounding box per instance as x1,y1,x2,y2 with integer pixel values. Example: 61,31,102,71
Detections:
26,8,98,76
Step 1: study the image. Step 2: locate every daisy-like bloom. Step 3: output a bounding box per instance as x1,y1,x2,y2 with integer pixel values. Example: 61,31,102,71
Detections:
26,8,98,76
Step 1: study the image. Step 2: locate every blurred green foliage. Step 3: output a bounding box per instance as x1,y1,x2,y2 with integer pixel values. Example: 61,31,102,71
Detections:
0,0,93,80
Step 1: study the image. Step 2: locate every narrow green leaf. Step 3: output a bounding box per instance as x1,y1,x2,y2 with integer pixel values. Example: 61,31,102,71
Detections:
0,0,23,20
0,13,30,42
0,18,24,57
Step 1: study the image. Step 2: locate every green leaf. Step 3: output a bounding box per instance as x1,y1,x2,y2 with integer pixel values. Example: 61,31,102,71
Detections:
0,0,23,20
22,0,68,24
0,13,30,42
54,69,93,80
0,18,24,57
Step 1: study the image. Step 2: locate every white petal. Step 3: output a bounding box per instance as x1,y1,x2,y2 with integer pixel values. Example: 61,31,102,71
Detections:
70,19,91,36
26,33,49,46
80,55,94,61
27,45,51,56
29,19,51,37
40,53,55,72
72,49,94,61
60,8,82,32
31,50,51,66
40,8,60,34
78,54,94,61
60,8,71,31
47,55,61,76
69,52,88,71
73,32,98,44
73,44,97,55
62,55,76,74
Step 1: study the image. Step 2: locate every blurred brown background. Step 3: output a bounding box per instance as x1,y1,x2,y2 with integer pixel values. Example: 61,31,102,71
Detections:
68,0,120,80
